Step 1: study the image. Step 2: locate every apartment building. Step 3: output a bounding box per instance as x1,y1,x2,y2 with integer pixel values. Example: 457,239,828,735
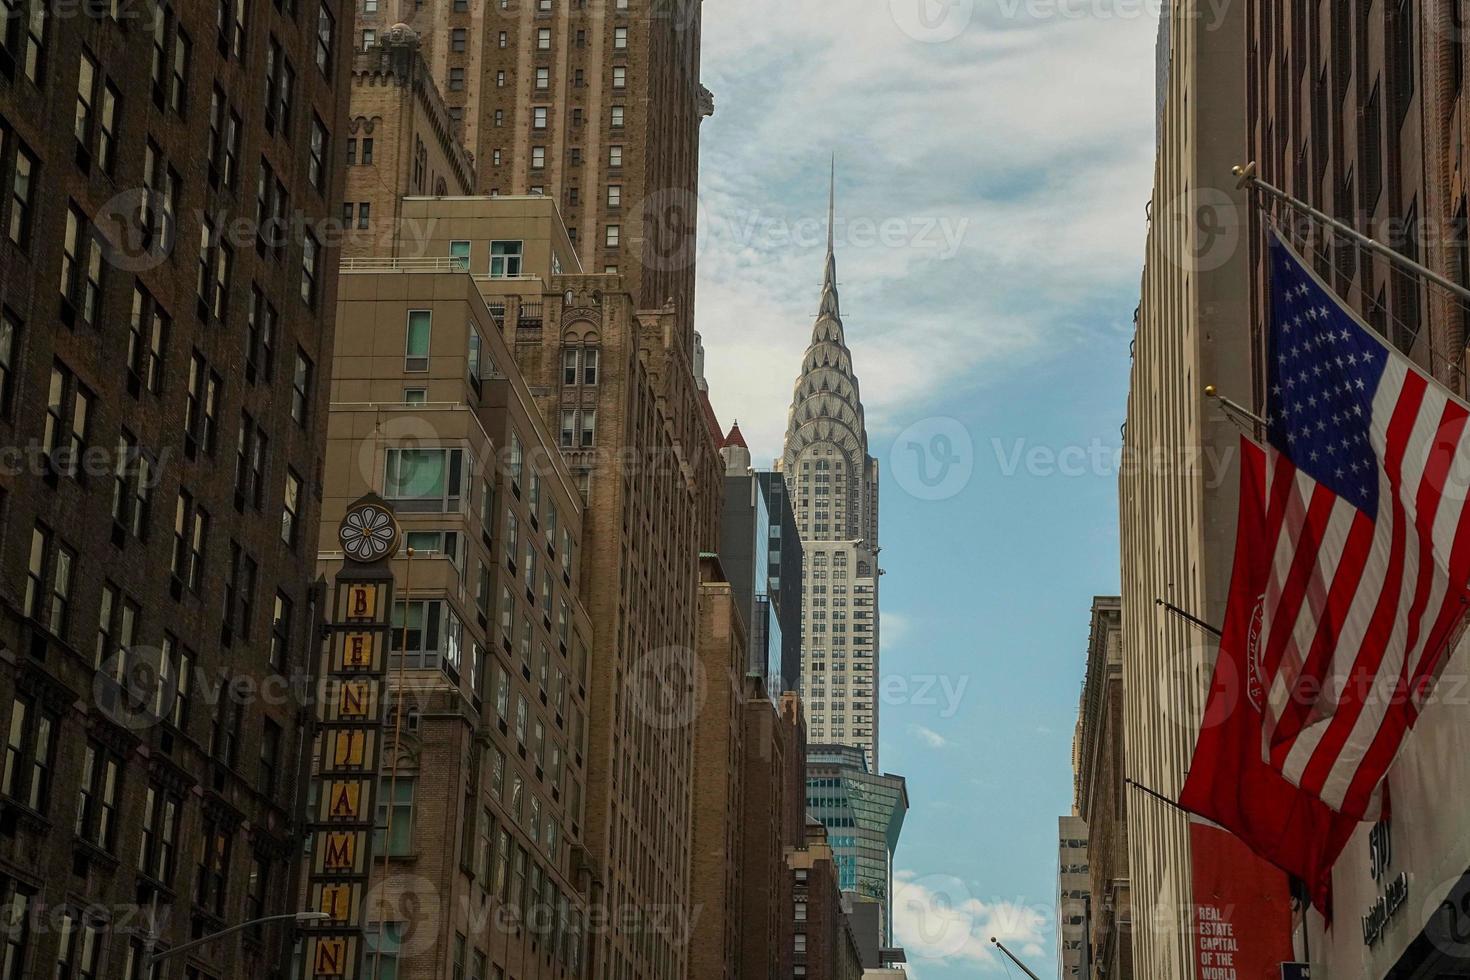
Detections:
0,2,350,977
383,192,724,980
318,260,595,979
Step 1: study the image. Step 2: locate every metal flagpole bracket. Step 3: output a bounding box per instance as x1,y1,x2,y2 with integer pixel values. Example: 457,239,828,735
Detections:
1233,161,1470,305
1205,384,1267,431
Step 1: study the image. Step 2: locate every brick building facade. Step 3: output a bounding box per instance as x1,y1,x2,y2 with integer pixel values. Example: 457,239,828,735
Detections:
787,819,864,980
356,0,713,350
0,1,351,977
340,28,475,260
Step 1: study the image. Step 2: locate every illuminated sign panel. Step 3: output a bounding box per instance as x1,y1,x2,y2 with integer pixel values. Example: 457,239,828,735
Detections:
303,497,400,979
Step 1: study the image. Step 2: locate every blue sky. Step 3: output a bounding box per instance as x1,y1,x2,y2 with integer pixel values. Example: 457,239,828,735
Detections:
695,2,1161,975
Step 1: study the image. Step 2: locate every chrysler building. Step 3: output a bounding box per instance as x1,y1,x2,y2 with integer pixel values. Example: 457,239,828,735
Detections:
782,166,882,770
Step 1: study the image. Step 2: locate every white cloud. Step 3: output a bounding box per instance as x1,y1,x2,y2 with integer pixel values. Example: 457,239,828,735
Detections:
909,724,950,749
892,870,1051,973
694,0,1161,461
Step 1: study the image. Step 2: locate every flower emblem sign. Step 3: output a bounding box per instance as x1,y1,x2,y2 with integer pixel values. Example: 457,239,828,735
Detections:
339,502,399,562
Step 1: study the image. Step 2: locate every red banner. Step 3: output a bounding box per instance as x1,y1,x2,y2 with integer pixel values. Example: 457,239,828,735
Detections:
1190,817,1297,980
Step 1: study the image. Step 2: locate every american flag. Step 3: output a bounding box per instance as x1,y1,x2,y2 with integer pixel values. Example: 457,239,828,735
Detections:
1252,230,1470,818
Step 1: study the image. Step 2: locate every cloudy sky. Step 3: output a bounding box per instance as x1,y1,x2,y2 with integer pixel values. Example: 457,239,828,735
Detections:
695,1,1164,975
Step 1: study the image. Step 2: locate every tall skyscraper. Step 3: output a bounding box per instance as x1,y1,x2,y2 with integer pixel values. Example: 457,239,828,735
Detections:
782,168,881,768
0,3,350,978
358,0,714,343
1120,4,1251,978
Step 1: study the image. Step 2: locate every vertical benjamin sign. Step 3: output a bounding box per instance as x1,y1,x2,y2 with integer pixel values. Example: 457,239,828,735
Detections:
303,496,401,979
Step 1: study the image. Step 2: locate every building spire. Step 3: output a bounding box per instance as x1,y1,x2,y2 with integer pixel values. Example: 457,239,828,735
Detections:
819,156,840,320
827,153,835,255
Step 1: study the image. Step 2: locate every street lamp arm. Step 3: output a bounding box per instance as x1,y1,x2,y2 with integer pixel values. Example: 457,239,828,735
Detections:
148,911,330,964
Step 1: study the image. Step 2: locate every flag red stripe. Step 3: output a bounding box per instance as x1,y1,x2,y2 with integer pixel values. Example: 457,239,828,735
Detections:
1256,481,1341,713
1266,508,1376,771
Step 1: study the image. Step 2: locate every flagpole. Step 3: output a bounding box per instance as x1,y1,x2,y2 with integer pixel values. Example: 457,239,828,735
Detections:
990,938,1043,980
1154,598,1223,638
1233,161,1470,304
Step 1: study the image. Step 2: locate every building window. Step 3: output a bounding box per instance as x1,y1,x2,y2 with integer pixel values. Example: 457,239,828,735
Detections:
490,241,523,277
614,26,627,48
608,145,622,167
1,695,55,813
61,204,102,324
73,49,97,157
384,447,466,511
138,785,181,883
259,719,281,794
300,230,320,306
362,28,376,50
605,225,619,248
281,469,302,546
110,432,152,540
223,542,258,640
449,66,465,90
610,106,624,128
374,778,415,854
0,309,16,418
533,106,548,129
54,908,103,980
269,590,294,673
128,285,169,396
309,115,328,191
315,1,334,74
75,743,121,851
536,67,549,89
531,145,546,168
452,28,467,51
537,28,551,49
25,523,74,634
405,310,431,370
365,923,405,980
292,349,313,424
8,142,35,246
196,815,231,916
234,412,268,511
607,184,621,207
170,491,208,590
612,66,625,89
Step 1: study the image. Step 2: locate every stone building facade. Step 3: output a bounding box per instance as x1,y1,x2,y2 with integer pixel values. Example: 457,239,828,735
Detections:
1057,815,1091,980
1120,3,1252,977
0,1,350,978
318,263,595,980
1072,597,1130,980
